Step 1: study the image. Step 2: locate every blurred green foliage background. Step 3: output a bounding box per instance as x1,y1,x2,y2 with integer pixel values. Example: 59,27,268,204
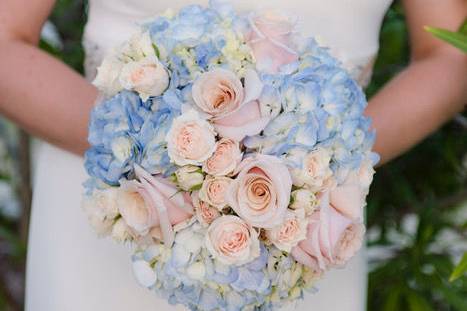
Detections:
0,1,465,310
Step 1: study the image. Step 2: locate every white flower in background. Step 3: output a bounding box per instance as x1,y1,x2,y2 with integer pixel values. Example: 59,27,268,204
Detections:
81,188,120,236
205,215,260,265
266,209,308,252
199,176,232,210
174,165,205,191
290,147,333,191
166,110,217,166
289,189,318,215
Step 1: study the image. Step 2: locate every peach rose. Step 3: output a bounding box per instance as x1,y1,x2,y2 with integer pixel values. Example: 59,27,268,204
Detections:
246,11,298,73
118,165,194,246
291,192,365,271
205,215,260,265
202,138,243,176
330,160,375,220
265,209,308,252
226,155,292,228
192,68,244,119
166,110,217,166
192,68,270,141
192,191,220,226
199,176,232,210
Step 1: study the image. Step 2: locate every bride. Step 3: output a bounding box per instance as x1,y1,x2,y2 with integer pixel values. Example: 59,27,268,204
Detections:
0,0,466,310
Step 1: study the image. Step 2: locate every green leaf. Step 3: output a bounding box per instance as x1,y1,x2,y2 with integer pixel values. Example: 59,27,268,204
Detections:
449,252,467,282
438,284,467,310
424,26,467,53
383,288,402,311
406,291,434,311
458,18,467,35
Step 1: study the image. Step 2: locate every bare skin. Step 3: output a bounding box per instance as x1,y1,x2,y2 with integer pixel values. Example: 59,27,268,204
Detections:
0,0,466,163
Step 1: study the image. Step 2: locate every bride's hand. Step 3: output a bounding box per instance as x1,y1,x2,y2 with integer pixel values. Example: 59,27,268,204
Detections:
0,0,97,155
367,0,467,165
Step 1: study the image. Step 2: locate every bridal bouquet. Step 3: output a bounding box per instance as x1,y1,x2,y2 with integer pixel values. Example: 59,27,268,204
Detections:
82,1,378,310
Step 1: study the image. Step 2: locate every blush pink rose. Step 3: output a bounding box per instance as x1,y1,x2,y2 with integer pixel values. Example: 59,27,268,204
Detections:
199,176,232,210
205,215,260,265
330,160,375,221
226,154,292,228
192,191,220,226
291,192,365,272
192,68,270,141
202,138,243,176
166,110,217,166
246,11,299,73
118,165,194,246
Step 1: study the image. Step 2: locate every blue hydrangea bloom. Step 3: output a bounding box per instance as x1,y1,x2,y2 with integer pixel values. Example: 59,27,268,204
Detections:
85,91,150,185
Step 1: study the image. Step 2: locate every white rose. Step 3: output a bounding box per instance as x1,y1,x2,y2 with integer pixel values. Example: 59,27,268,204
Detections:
122,32,155,60
166,110,217,166
174,165,204,191
266,209,308,252
119,56,169,101
92,56,124,97
81,188,119,236
290,189,318,215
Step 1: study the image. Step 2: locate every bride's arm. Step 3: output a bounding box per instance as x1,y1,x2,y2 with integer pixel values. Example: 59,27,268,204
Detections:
0,0,97,155
367,0,467,165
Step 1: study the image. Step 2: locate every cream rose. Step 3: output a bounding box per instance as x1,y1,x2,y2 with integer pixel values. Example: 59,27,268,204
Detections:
174,165,204,191
202,138,242,176
199,176,232,210
265,209,308,252
82,188,119,236
291,192,365,271
226,154,292,228
166,110,217,166
192,191,220,226
93,31,165,99
291,147,333,191
205,215,260,265
119,56,169,101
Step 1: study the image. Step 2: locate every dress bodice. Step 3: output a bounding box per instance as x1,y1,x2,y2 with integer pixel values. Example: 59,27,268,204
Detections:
83,0,392,86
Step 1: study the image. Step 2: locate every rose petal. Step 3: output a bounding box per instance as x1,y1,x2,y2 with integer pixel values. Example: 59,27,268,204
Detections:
243,69,263,104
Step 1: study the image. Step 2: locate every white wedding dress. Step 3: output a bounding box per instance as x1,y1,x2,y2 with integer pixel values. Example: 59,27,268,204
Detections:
26,1,392,310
